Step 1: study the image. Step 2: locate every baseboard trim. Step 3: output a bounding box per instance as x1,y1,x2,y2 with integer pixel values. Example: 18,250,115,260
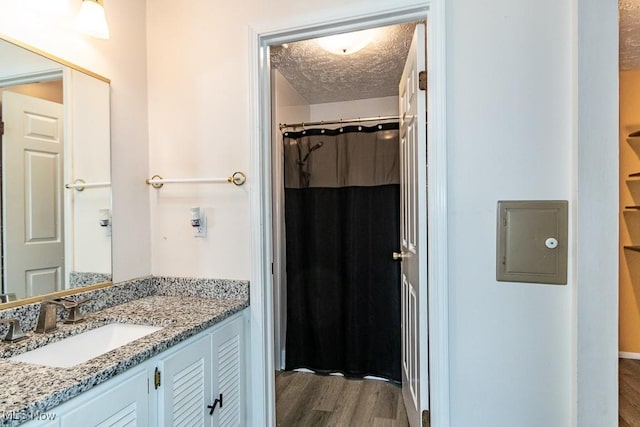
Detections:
619,351,640,360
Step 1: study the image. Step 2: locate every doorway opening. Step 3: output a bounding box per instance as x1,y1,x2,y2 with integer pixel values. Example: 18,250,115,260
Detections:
269,21,425,426
619,2,640,423
249,4,448,426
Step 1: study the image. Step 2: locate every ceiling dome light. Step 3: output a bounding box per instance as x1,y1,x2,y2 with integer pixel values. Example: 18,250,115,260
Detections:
318,29,375,56
76,0,110,40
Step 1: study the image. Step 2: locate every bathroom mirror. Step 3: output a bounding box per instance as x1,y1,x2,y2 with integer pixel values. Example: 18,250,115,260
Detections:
0,36,112,305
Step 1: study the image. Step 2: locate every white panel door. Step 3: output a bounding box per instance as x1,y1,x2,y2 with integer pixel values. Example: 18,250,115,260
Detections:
2,91,64,298
398,23,428,427
158,334,213,427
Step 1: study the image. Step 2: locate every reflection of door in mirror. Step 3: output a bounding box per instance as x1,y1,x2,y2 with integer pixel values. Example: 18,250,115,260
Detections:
0,38,112,303
2,89,64,299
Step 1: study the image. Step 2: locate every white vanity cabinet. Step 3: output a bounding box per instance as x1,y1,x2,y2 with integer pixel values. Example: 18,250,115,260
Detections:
156,334,212,425
210,313,244,426
62,368,149,426
155,313,245,426
22,310,246,427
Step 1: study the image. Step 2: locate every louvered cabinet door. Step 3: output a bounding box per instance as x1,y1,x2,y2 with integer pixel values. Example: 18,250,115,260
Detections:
158,334,213,427
62,368,149,426
210,315,245,427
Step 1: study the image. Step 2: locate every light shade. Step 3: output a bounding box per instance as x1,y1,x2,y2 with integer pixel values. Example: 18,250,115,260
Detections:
76,0,110,40
317,29,375,56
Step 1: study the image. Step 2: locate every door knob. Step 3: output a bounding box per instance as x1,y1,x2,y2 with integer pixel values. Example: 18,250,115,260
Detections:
393,251,409,260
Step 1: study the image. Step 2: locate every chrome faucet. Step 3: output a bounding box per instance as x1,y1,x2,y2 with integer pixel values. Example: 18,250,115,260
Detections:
35,299,69,333
0,318,26,342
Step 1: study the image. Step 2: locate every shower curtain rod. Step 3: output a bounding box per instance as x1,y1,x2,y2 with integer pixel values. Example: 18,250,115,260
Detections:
279,115,400,131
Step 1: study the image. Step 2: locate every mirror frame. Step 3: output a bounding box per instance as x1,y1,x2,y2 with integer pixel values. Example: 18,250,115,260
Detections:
0,34,113,310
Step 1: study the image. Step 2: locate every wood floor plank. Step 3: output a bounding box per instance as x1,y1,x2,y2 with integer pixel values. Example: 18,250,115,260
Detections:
278,373,327,426
298,409,333,426
312,375,346,412
620,417,633,427
394,389,410,427
349,378,381,426
276,371,407,427
373,381,400,420
618,375,640,396
621,358,640,378
372,417,394,427
275,370,296,396
620,358,640,427
326,377,363,426
276,371,314,422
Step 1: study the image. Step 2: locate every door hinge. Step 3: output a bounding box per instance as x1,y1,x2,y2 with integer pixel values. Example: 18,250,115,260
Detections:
271,262,274,275
422,410,431,427
154,367,161,389
0,121,4,136
419,71,427,91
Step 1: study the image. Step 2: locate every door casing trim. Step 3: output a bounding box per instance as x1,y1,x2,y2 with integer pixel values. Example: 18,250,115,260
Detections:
247,2,449,425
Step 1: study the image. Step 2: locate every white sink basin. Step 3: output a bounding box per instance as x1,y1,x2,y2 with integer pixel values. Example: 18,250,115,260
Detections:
10,323,162,368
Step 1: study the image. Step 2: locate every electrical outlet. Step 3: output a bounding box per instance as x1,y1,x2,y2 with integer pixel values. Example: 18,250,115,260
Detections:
194,216,207,237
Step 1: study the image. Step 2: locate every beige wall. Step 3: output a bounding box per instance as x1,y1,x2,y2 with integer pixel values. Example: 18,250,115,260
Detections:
620,69,640,354
0,80,63,105
0,0,151,283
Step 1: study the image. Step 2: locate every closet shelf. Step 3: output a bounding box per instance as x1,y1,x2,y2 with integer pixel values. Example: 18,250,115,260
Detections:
626,206,640,210
624,246,640,253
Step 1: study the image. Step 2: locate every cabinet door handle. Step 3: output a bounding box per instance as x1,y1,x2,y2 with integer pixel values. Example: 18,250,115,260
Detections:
208,393,223,415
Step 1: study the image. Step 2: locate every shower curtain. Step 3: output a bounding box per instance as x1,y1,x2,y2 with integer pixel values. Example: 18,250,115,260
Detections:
283,123,401,382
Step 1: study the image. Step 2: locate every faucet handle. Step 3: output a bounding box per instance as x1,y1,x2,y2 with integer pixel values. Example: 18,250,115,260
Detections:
0,293,16,303
57,297,91,307
0,318,27,342
62,297,92,324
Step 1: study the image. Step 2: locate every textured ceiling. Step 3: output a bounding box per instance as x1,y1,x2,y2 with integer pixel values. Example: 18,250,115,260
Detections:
271,23,416,104
621,1,640,70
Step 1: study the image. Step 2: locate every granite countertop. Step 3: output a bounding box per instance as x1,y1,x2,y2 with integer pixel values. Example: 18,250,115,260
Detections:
0,295,248,425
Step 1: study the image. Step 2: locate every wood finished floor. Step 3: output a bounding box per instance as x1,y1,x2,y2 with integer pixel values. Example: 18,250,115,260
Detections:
621,358,640,426
275,371,409,427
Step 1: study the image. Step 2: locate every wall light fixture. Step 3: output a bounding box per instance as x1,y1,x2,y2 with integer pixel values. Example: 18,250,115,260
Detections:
76,0,109,40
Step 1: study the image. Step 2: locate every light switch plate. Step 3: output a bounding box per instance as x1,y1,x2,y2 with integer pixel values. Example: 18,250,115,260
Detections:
496,200,568,285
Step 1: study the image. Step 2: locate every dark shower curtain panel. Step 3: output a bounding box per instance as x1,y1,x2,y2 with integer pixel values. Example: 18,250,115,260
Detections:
283,123,402,383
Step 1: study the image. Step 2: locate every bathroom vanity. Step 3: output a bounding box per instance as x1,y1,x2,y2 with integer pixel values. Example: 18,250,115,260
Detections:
0,31,250,427
0,285,249,427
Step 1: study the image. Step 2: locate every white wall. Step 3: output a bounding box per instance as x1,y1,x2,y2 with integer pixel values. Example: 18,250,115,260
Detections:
146,0,413,280
0,0,151,283
146,0,587,425
446,0,573,425
0,0,617,425
273,70,310,127
67,70,111,275
309,95,398,123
